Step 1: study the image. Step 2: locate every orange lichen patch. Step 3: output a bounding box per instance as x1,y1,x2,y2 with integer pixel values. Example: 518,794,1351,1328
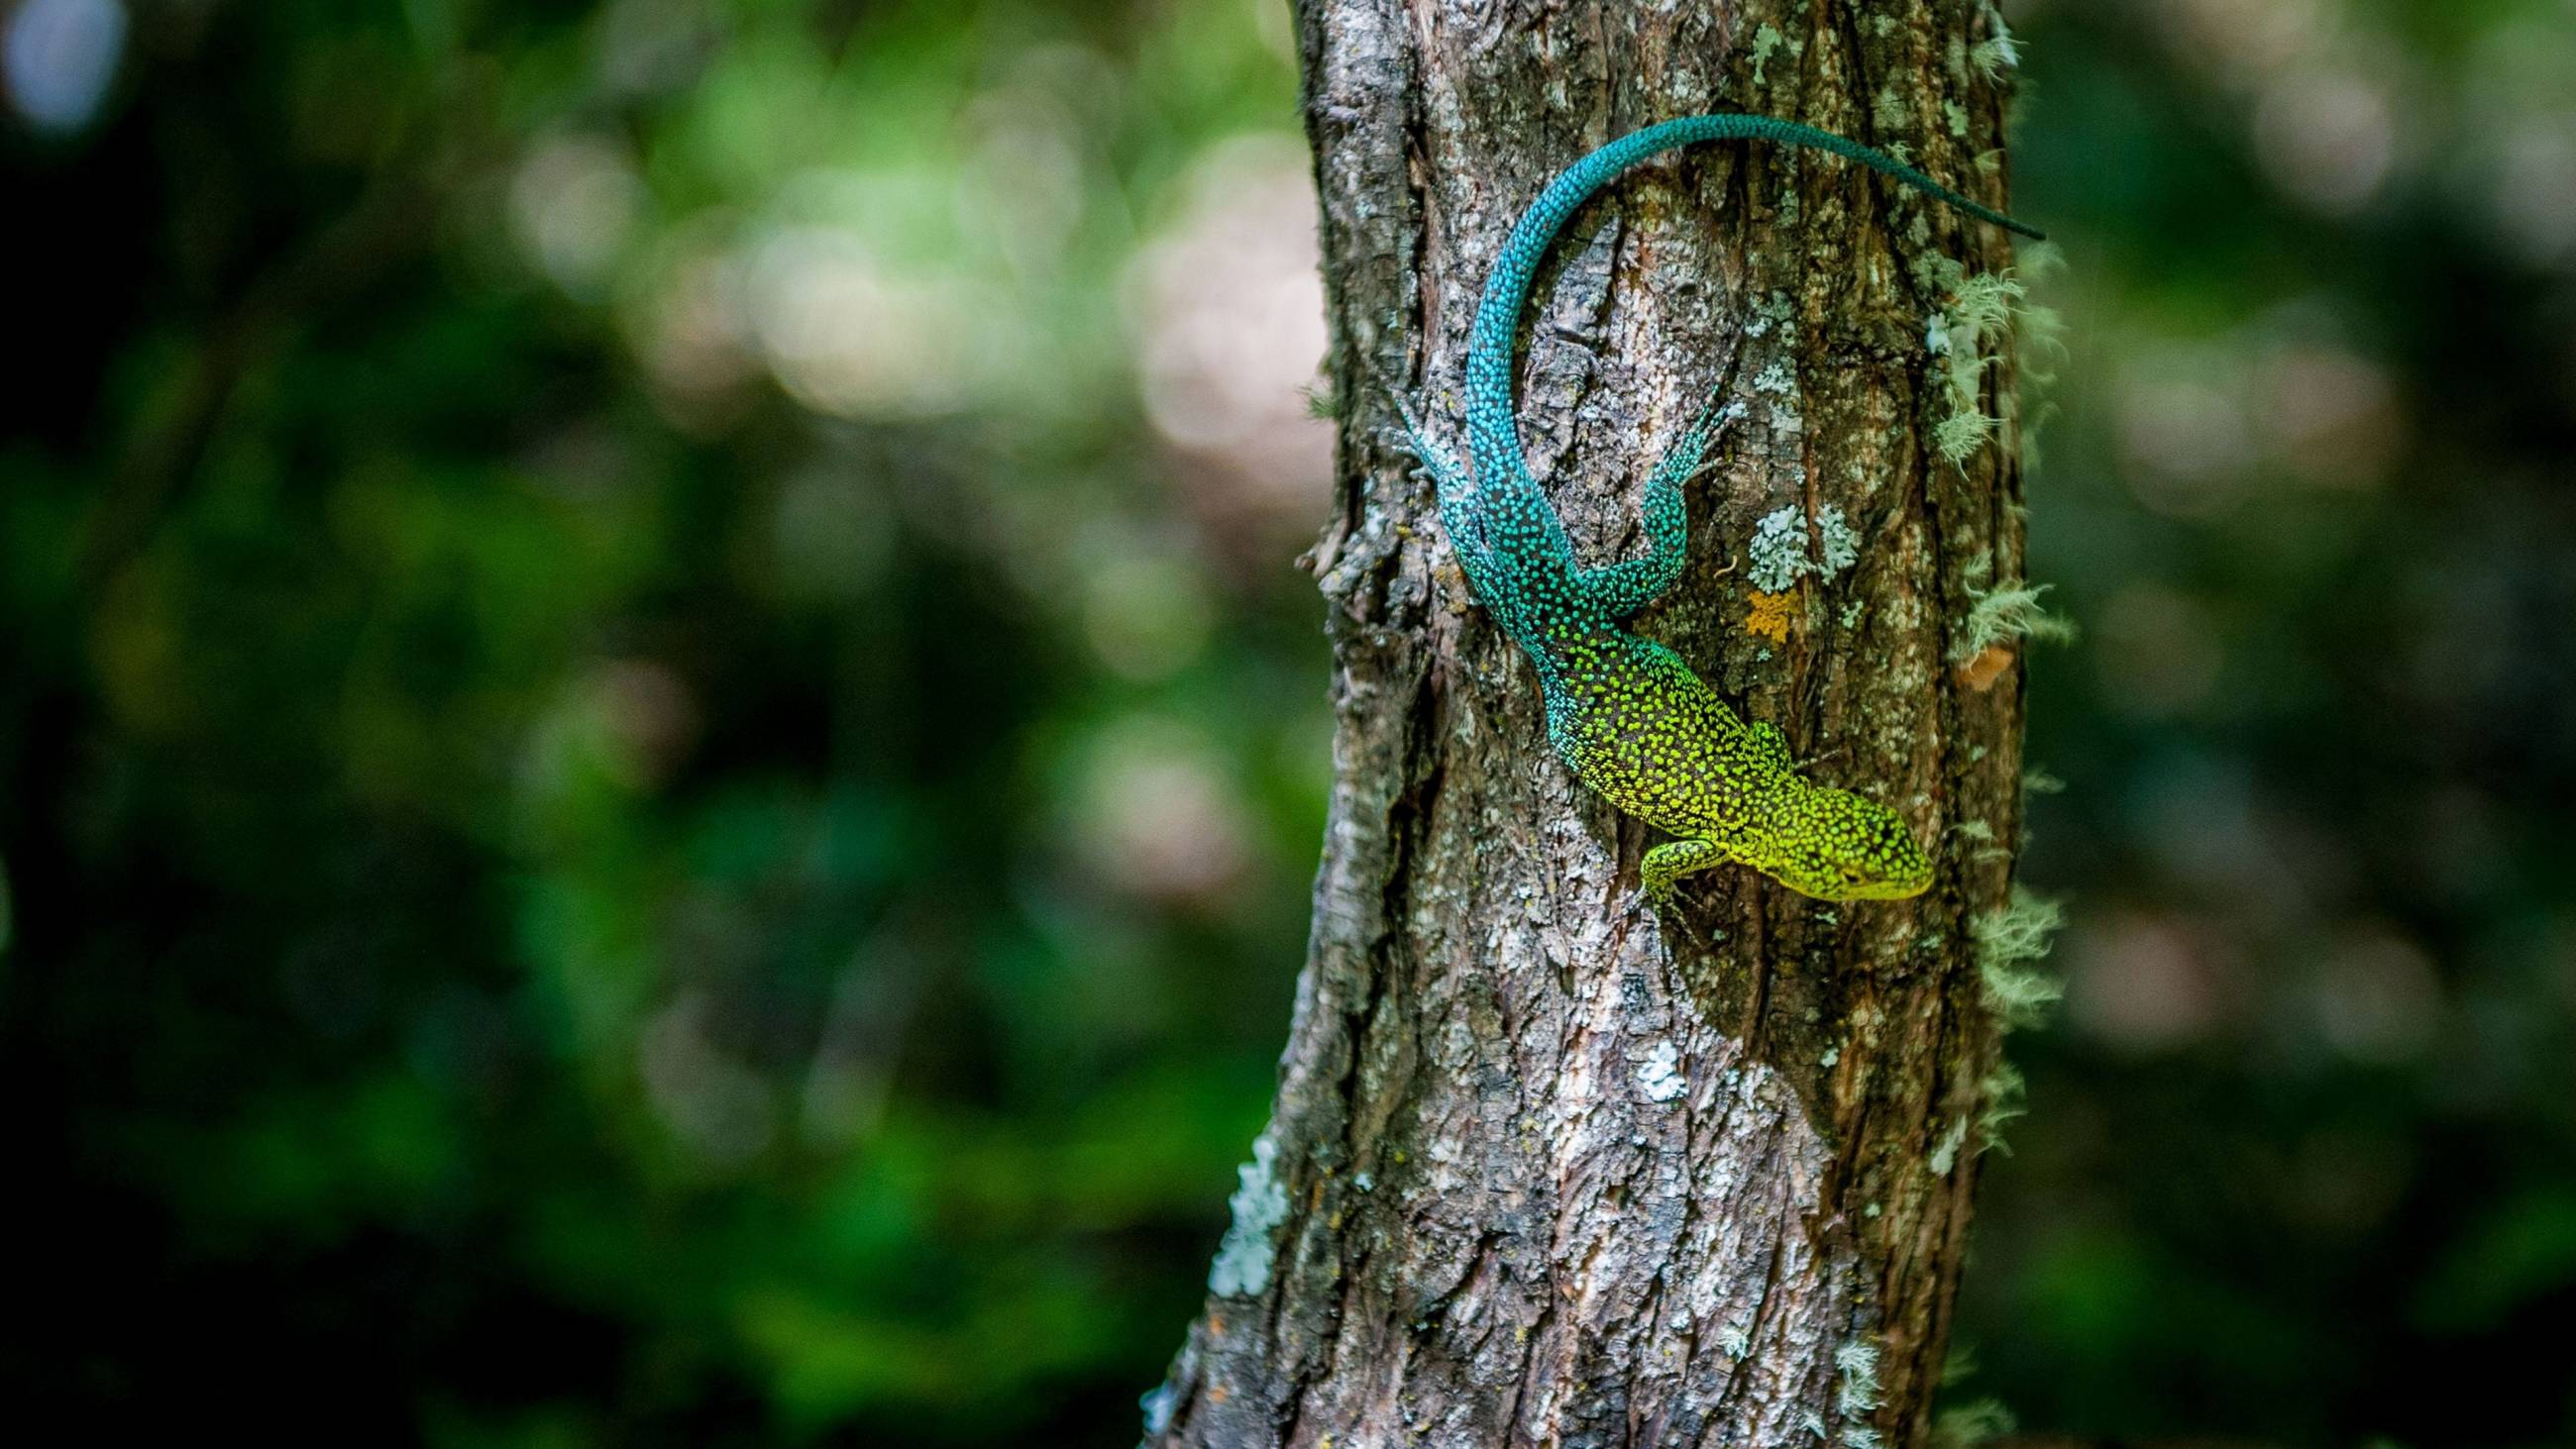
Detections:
1956,644,2015,691
1745,589,1797,644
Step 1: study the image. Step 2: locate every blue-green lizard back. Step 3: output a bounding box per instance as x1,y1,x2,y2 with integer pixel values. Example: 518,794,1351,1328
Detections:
1398,114,2042,902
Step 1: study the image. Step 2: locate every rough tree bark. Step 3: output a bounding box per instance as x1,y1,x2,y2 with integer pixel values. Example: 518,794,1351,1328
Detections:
1147,2,2036,1445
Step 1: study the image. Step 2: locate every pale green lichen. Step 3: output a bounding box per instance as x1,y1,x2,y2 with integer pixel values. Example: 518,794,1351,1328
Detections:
1874,86,1911,133
1971,1,2022,81
1974,887,2066,1031
1749,503,1862,592
1934,411,1998,465
1920,245,2069,472
1949,817,2009,865
1929,1113,1970,1176
1817,507,1860,576
1742,290,1795,342
1932,1398,2018,1449
1978,1061,2028,1155
1835,1340,1883,1419
1926,268,2024,466
1954,574,2079,661
1750,24,1786,84
1208,1130,1290,1296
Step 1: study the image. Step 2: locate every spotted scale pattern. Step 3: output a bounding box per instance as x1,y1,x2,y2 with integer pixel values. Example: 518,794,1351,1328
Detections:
1396,115,2042,902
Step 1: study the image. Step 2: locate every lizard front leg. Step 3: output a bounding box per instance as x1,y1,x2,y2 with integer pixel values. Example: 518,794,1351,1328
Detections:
1385,389,1505,584
1579,396,1728,618
1641,836,1733,903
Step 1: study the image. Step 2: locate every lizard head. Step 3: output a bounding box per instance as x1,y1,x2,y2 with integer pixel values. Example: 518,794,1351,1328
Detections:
1759,786,1935,901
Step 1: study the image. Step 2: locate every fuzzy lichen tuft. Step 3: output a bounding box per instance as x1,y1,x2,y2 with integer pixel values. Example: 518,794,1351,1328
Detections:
1970,1,2021,81
1978,1060,2028,1156
1835,1340,1883,1419
1932,1398,2019,1449
1953,573,2078,662
1927,268,2025,466
1974,887,2066,1030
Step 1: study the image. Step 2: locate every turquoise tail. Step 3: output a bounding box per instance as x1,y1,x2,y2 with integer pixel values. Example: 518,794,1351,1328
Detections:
1443,114,2041,660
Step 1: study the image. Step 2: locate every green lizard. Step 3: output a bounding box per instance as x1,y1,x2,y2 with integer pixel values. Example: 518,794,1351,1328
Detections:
1394,115,2043,903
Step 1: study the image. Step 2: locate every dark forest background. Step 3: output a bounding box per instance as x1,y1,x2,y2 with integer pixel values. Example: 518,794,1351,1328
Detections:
5,0,2573,1443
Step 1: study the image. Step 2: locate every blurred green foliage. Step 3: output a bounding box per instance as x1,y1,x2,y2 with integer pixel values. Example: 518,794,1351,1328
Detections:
4,0,2573,1445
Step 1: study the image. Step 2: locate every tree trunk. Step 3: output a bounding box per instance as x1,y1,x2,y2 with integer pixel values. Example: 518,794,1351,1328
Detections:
1146,2,2035,1445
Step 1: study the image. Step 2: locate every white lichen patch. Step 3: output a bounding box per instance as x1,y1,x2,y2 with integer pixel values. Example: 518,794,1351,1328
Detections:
1742,289,1796,342
1208,1130,1291,1296
1748,504,1862,592
1637,1040,1687,1103
1139,1380,1181,1437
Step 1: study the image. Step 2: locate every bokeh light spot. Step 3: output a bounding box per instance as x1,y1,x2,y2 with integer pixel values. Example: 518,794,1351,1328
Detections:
3,0,124,134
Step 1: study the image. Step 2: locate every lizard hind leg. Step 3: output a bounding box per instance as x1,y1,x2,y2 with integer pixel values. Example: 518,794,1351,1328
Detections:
1578,396,1729,618
1641,835,1733,904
